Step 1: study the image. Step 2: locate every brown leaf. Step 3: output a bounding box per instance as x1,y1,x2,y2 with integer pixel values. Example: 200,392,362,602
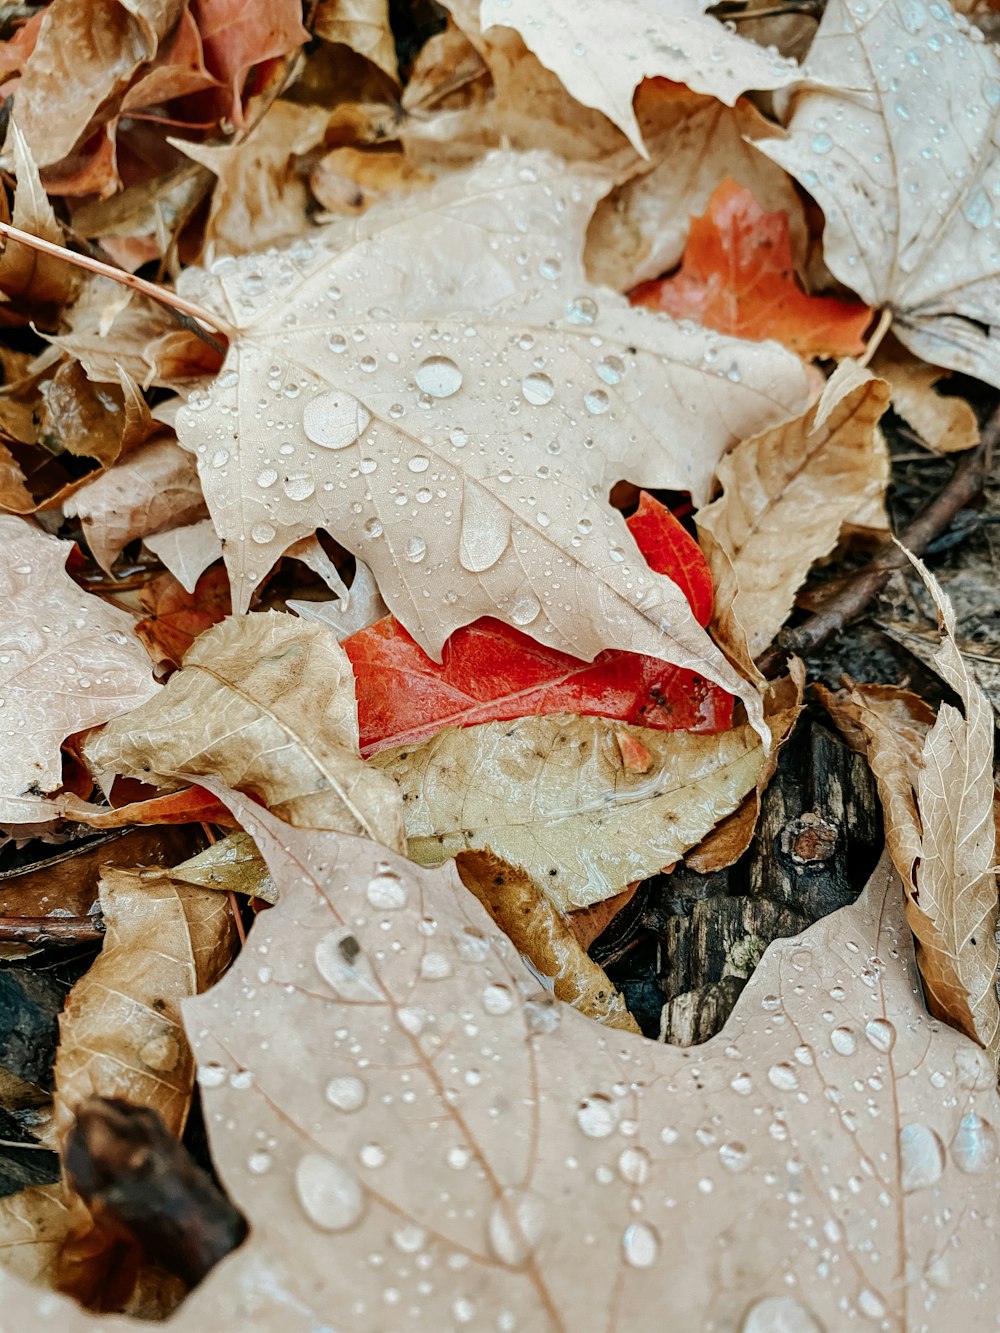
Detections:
696,361,890,667
52,867,237,1144
372,712,767,909
310,147,432,215
882,620,1000,720
63,434,207,573
4,793,997,1330
456,849,639,1032
873,338,979,454
164,831,278,905
37,362,152,467
84,611,406,848
143,518,222,594
314,0,398,80
567,882,642,951
0,121,77,308
0,517,157,826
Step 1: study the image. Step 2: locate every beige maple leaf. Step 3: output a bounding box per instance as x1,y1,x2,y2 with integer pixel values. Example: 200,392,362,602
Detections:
696,361,890,667
873,339,980,454
143,518,222,594
84,611,405,849
479,0,803,156
760,0,1000,387
0,517,157,826
4,790,999,1330
372,711,767,909
172,151,808,734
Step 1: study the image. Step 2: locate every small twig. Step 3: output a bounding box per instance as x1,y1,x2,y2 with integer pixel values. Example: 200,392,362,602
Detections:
858,307,892,367
0,914,104,945
756,416,995,676
0,221,237,340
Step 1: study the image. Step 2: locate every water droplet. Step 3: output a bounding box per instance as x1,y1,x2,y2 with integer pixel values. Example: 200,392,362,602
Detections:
576,1094,618,1138
831,1026,858,1055
510,593,541,625
950,1113,999,1173
596,355,624,385
196,1062,226,1088
415,356,463,398
857,1288,886,1320
247,1150,273,1175
718,1141,750,1172
767,1063,799,1091
899,1123,945,1192
864,1017,895,1053
363,517,383,540
964,190,992,229
420,952,452,980
522,373,555,405
488,1189,546,1265
303,391,371,449
405,536,427,563
566,295,597,325
459,484,511,573
617,1146,650,1185
742,1297,823,1333
325,1075,368,1112
482,983,514,1015
584,388,609,415
366,864,407,910
730,1072,752,1095
257,467,278,488
539,257,562,279
283,474,315,501
622,1222,659,1268
393,1224,427,1253
359,1142,387,1169
314,929,381,1000
812,132,834,154
250,522,275,545
294,1153,365,1231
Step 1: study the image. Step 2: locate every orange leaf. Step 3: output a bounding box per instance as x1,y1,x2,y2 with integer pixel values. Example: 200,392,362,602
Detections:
630,178,873,359
135,565,231,669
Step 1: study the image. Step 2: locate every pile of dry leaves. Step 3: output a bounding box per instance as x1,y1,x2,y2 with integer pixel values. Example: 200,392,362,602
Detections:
0,0,997,1327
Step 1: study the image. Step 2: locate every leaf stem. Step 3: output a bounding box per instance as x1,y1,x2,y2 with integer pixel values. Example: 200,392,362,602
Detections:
0,221,238,341
858,307,893,367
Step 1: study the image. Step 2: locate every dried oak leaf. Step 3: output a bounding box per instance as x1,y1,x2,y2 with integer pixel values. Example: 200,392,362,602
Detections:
4,791,998,1330
84,611,405,849
630,179,873,358
52,867,237,1145
371,711,767,909
144,517,222,594
134,564,231,669
314,0,398,81
873,339,979,455
760,0,1000,387
479,0,803,156
0,121,78,309
696,361,889,667
173,151,808,736
0,517,157,826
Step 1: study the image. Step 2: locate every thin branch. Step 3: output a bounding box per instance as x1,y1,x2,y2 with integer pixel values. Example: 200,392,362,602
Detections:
756,415,995,676
0,221,237,340
0,914,105,945
858,306,892,366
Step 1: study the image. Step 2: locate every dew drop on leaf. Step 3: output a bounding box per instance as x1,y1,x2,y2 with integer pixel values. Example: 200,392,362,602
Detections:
576,1094,619,1138
830,1026,858,1055
949,1113,999,1173
482,983,514,1015
621,1222,659,1268
510,593,542,625
864,1017,895,1053
366,864,408,910
741,1297,823,1332
522,372,555,405
488,1189,547,1265
325,1076,368,1113
294,1152,365,1231
414,355,463,398
899,1123,945,1192
302,390,371,450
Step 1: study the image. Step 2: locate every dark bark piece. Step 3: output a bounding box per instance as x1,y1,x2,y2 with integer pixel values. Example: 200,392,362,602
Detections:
64,1097,248,1290
0,1105,60,1196
596,712,883,1045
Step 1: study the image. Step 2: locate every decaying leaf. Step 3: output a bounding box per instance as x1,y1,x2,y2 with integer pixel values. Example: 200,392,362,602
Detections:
456,849,639,1031
372,711,766,909
696,362,889,665
164,830,278,904
63,434,208,573
873,339,979,454
630,179,873,358
288,558,387,640
134,564,231,669
0,517,157,825
479,0,803,156
882,620,1000,718
761,0,1000,386
314,0,398,81
173,151,809,736
4,792,997,1330
143,518,222,594
0,120,77,308
85,612,405,849
52,867,237,1144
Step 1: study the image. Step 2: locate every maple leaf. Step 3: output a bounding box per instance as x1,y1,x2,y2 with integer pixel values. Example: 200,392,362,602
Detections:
134,564,232,668
173,151,808,736
191,0,310,126
4,792,998,1330
314,0,398,81
873,339,979,455
0,517,157,825
143,518,223,594
630,179,873,358
759,0,1000,386
478,0,803,156
345,492,732,754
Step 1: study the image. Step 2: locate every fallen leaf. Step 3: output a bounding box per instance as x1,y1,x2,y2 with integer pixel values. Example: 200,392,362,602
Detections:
314,0,398,81
874,338,980,454
479,0,803,156
63,434,208,574
173,151,809,736
4,793,997,1330
586,86,808,292
0,517,157,826
372,711,766,909
164,831,278,904
344,493,733,755
456,849,640,1031
696,361,889,664
288,558,388,640
37,362,152,467
61,785,238,831
882,620,1000,718
52,867,237,1144
760,0,1000,386
85,611,405,848
0,120,77,309
143,517,222,594
567,881,642,951
191,0,310,126
310,146,432,215
134,564,232,669
630,179,873,358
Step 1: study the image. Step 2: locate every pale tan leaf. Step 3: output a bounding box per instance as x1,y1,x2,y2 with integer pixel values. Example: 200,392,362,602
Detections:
314,0,398,80
52,867,237,1143
173,102,331,259
479,0,802,156
63,433,207,573
696,361,889,663
0,120,76,306
874,339,979,454
0,1185,71,1290
0,517,157,826
310,147,432,216
882,620,1000,718
456,849,639,1031
5,792,998,1331
164,831,278,905
372,712,766,909
84,612,405,849
759,0,1000,387
172,151,808,736
144,518,222,594
287,559,387,639
586,88,807,291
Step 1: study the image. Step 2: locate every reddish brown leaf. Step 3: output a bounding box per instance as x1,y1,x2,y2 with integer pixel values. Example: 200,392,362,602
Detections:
62,786,238,830
345,493,733,755
135,565,231,669
191,0,309,124
630,179,873,359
